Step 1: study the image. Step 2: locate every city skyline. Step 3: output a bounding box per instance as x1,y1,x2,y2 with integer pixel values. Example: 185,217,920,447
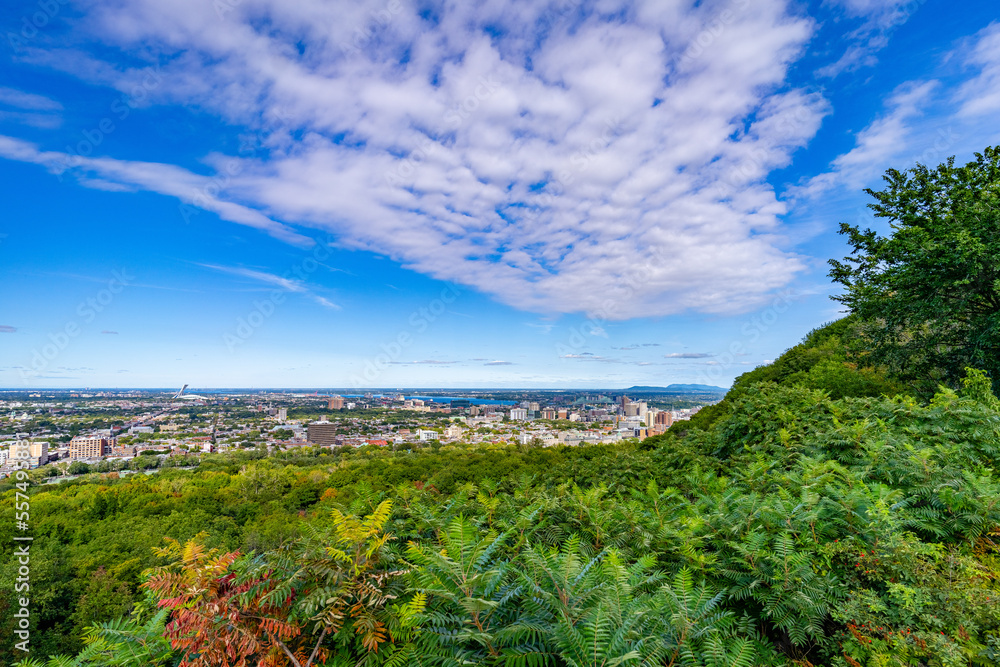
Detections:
1,1,999,388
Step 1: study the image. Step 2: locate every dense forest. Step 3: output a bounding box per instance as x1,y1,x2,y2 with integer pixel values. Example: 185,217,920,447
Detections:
2,149,999,666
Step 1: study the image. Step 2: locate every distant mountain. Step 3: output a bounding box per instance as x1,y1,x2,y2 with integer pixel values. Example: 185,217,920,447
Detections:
623,384,728,394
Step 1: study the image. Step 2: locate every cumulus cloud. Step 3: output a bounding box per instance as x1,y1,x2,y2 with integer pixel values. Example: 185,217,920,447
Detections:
2,0,835,318
484,360,514,366
664,352,713,358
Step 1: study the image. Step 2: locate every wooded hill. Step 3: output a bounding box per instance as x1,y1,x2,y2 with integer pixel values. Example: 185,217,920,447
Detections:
2,148,999,666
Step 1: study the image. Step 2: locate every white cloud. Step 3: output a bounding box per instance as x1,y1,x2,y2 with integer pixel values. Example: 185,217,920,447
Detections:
525,322,555,334
0,87,63,128
0,87,62,111
955,23,1000,118
198,263,340,309
389,360,458,365
793,80,937,198
794,22,1000,207
817,0,923,78
3,0,834,319
0,135,311,246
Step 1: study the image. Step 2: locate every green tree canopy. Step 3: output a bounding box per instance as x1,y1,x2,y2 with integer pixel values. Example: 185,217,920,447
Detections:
829,146,1000,392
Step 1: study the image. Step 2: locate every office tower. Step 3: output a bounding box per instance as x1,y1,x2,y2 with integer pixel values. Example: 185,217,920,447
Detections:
307,421,338,446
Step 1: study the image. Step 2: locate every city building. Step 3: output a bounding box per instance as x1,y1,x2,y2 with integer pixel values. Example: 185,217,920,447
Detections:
29,441,49,466
509,408,528,421
307,421,338,446
277,408,287,421
541,409,557,420
655,411,673,427
69,436,113,458
327,396,345,410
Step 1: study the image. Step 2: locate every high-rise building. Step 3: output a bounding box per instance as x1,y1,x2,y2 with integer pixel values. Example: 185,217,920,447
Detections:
307,421,339,445
509,408,528,420
655,411,673,427
277,407,288,421
541,409,557,420
327,396,345,410
28,441,49,465
70,436,112,458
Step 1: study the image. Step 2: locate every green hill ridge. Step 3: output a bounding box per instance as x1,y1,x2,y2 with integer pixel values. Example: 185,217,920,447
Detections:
3,148,999,667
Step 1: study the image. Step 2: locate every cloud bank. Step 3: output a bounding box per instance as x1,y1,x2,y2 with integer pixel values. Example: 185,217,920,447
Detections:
0,0,938,319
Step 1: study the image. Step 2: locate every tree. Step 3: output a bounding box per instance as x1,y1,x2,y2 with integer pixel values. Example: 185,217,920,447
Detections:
142,502,414,667
829,147,1000,393
70,568,134,639
68,461,91,475
236,461,288,501
237,500,420,664
143,534,321,667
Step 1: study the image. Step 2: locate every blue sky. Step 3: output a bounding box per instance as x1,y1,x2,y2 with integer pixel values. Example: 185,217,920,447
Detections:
0,0,998,389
